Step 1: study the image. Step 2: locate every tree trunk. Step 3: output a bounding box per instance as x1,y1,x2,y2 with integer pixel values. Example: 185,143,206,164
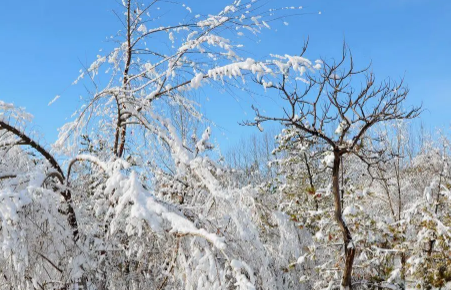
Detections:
332,151,356,289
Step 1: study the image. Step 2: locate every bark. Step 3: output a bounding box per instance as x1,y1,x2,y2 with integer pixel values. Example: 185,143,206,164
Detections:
332,150,355,289
303,152,318,210
117,0,132,158
114,0,131,158
400,252,406,288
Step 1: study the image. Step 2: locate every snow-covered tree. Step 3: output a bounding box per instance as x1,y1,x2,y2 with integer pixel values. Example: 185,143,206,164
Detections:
4,1,451,290
248,47,421,289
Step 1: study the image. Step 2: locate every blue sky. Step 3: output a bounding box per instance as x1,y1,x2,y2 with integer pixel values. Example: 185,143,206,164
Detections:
1,0,450,149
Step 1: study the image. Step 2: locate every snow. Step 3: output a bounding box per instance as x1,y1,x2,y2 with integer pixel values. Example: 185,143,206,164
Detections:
343,205,358,216
424,186,432,203
111,171,227,249
48,95,60,106
197,16,229,28
323,151,335,167
71,154,108,172
87,55,106,76
387,268,401,283
231,260,256,290
224,5,236,14
296,254,307,264
207,58,270,80
191,72,204,89
195,127,212,152
335,120,348,135
137,24,147,34
315,231,324,240
0,101,33,122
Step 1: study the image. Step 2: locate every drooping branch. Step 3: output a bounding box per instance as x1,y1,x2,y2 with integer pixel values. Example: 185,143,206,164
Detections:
66,155,108,186
0,120,64,178
0,120,79,241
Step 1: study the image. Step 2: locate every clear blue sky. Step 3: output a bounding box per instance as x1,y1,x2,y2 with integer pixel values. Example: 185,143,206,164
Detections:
1,0,450,149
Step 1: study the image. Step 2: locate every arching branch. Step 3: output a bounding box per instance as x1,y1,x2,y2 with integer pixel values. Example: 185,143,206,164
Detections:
0,120,79,241
66,155,108,186
0,120,65,178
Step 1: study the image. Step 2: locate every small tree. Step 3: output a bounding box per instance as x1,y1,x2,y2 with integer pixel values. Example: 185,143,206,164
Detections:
248,47,421,289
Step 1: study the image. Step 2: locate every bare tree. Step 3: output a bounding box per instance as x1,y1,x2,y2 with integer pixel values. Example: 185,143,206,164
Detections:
247,46,421,289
